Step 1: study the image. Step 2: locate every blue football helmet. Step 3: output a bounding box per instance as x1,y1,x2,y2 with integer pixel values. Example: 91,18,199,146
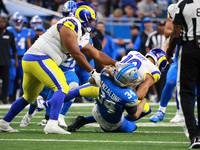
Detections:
30,15,43,29
145,48,167,72
70,2,97,32
62,1,75,17
11,12,24,29
114,63,138,87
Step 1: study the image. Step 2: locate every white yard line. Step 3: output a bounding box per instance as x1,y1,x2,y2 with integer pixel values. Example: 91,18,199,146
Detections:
0,102,177,109
0,138,189,144
9,122,184,127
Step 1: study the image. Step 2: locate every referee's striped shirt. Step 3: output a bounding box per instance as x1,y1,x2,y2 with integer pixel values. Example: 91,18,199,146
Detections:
145,30,166,49
174,0,200,42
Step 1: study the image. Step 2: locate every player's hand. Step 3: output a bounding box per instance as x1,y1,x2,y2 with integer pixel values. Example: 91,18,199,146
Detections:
14,61,19,68
89,69,101,87
115,61,124,68
166,55,174,64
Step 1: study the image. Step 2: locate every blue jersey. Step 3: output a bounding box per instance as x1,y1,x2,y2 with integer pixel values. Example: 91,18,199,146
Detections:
59,55,76,72
7,26,29,56
96,70,138,124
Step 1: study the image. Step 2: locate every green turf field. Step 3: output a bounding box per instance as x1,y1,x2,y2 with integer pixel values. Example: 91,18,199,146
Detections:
0,101,193,150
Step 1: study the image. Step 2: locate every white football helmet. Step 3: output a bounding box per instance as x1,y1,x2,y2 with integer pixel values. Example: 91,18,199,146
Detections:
11,12,24,29
114,63,138,87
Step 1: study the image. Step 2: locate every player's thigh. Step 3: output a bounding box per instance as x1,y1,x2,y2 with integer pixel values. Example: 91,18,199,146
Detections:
25,59,69,94
22,71,44,103
102,118,137,133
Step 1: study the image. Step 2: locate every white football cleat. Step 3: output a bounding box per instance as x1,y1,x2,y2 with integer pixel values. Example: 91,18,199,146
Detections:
170,110,184,123
36,95,46,111
37,119,48,126
0,120,19,132
58,114,67,128
44,119,71,134
20,111,36,127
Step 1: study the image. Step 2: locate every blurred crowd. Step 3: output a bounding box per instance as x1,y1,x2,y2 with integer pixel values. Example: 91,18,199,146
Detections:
25,0,177,19
0,0,177,104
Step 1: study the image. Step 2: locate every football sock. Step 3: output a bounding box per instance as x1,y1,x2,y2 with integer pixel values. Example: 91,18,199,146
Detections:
160,81,176,107
3,97,29,122
64,88,81,103
159,106,166,113
60,100,73,116
46,106,50,115
28,103,37,115
48,90,65,120
85,115,96,124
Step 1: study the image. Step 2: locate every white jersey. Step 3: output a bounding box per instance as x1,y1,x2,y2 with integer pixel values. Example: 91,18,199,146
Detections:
120,51,161,83
25,17,89,66
167,3,178,20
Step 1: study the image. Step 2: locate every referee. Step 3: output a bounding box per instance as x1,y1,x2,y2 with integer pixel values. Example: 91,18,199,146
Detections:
166,0,200,148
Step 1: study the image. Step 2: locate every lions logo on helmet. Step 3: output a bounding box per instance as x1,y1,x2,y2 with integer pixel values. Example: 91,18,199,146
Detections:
30,15,43,29
145,48,167,72
62,1,75,17
70,2,97,32
11,12,24,29
114,63,138,87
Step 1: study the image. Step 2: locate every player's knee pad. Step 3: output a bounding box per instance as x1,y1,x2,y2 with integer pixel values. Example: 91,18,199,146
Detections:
69,82,79,90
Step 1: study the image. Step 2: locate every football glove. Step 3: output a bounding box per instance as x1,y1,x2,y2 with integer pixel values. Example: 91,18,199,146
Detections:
89,69,101,87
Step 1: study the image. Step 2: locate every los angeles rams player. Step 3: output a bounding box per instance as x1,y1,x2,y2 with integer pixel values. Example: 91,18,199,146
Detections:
20,1,78,128
149,2,182,123
70,63,148,133
0,2,116,134
7,12,31,102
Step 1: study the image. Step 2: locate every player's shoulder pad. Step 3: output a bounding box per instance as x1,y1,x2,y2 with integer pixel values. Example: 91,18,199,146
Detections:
61,17,80,35
123,88,137,102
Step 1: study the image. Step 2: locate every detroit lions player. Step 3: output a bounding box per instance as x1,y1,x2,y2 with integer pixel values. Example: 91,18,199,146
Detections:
0,2,116,134
69,64,149,133
7,12,31,102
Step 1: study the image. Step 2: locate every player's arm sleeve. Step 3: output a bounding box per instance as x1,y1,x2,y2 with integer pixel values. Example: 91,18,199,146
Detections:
124,105,137,116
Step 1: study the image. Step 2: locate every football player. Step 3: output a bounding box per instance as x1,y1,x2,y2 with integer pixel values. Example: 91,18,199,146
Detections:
68,63,148,133
7,12,31,102
0,2,116,134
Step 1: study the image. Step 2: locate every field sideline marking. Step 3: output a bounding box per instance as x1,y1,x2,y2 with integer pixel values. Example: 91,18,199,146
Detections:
0,139,189,144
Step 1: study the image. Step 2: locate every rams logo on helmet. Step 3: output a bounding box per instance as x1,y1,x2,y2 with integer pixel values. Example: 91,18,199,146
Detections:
71,2,97,32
